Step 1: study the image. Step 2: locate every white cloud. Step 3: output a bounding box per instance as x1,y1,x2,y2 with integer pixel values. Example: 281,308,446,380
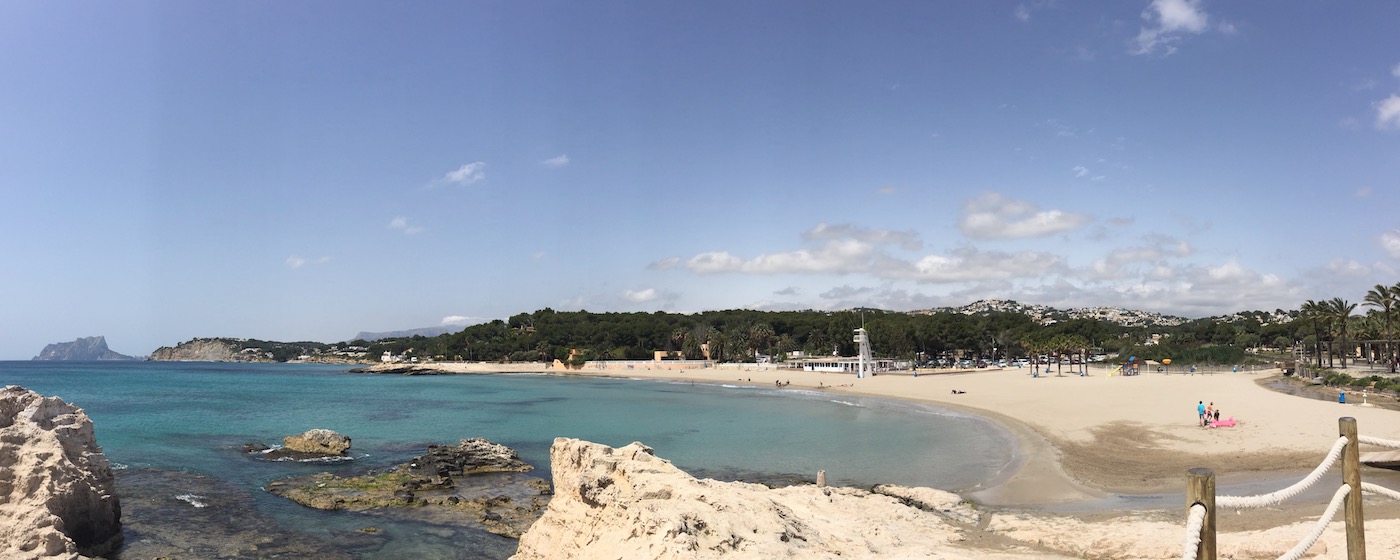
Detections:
685,223,924,275
623,288,660,303
803,223,922,250
687,251,747,274
774,286,800,296
1376,95,1400,129
388,216,425,235
820,285,876,300
285,255,330,269
1382,230,1400,259
1013,1,1054,23
444,162,486,185
1323,259,1371,277
1392,63,1400,79
901,247,1064,283
958,192,1091,239
647,256,681,270
542,154,570,168
1089,236,1193,278
1073,165,1089,178
1131,0,1212,56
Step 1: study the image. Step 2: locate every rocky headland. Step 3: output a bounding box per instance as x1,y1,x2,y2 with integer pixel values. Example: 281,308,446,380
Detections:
148,338,247,362
32,336,137,361
0,386,122,559
267,438,550,538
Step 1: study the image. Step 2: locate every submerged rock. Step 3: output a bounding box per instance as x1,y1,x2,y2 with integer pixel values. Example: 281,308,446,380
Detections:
0,386,122,559
115,469,358,559
267,438,549,538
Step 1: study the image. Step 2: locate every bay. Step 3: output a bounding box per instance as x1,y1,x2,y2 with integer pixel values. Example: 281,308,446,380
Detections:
2,361,1015,559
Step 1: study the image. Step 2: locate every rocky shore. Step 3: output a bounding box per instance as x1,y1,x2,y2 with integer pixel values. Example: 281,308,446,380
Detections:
512,438,1400,559
0,386,122,559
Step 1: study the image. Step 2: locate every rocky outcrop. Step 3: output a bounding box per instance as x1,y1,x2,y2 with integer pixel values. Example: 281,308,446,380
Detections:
32,336,137,361
267,438,547,538
283,429,352,456
148,339,243,362
409,438,533,478
511,438,978,559
0,386,122,559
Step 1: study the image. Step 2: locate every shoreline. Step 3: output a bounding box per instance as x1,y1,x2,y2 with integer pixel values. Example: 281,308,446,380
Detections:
353,361,1400,511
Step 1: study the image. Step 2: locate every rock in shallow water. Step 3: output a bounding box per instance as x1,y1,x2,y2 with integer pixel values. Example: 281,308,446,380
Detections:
267,438,548,538
283,428,352,455
0,385,122,560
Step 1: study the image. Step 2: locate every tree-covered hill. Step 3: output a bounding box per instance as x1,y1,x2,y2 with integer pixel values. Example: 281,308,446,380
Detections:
355,307,1312,366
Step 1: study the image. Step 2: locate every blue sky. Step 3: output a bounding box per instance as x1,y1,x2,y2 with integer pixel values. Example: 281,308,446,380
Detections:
3,1,1399,359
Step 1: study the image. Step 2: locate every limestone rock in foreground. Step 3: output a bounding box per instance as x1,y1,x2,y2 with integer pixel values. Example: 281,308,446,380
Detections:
0,386,122,559
283,429,352,456
512,438,975,560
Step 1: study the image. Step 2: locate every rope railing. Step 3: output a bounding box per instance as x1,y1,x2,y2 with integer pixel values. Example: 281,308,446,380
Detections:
1362,481,1400,501
1358,434,1400,449
1215,436,1347,509
1181,504,1207,560
1276,485,1350,560
1182,417,1400,560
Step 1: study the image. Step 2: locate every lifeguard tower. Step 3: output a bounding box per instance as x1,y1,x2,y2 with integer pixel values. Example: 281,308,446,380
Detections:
853,327,874,378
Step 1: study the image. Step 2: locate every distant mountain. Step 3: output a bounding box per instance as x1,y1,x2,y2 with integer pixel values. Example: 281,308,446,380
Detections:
352,325,467,342
913,299,1191,328
32,336,139,361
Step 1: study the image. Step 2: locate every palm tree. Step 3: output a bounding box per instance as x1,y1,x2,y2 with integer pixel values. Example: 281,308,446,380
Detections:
1364,284,1394,369
705,326,725,362
1300,300,1328,369
1391,282,1400,371
1328,298,1357,368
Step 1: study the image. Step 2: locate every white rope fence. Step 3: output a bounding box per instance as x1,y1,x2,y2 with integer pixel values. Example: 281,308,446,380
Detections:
1215,436,1347,509
1181,504,1207,560
1276,485,1349,560
1182,418,1400,560
1358,434,1400,449
1362,481,1400,501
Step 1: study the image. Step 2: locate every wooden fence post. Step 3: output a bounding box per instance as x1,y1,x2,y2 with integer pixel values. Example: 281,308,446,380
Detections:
1341,416,1366,560
1187,467,1216,560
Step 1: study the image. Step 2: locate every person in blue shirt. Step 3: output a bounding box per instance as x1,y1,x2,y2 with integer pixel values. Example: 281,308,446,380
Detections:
1197,401,1206,426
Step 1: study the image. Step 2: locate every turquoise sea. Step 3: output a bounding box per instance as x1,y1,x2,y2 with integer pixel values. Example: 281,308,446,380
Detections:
2,361,1016,559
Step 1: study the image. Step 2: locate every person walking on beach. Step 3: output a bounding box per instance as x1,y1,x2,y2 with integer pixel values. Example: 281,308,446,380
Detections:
1197,401,1206,426
1204,402,1214,426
